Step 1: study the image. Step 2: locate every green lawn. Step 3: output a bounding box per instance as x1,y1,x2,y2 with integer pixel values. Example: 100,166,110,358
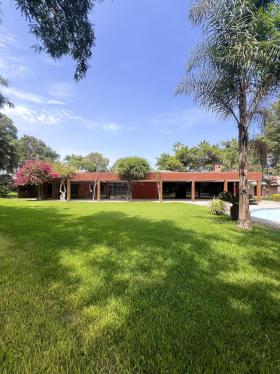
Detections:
0,199,279,373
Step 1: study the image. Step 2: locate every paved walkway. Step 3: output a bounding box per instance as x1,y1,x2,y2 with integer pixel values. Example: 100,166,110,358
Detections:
187,199,280,229
183,199,280,209
249,200,280,210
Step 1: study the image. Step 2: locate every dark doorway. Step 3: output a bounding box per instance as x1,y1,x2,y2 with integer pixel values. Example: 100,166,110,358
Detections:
71,183,79,199
196,182,224,199
163,182,191,199
47,184,52,199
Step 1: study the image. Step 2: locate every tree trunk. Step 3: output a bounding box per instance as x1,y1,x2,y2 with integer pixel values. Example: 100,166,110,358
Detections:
59,180,66,201
237,84,251,229
157,181,161,202
92,175,98,200
127,182,132,201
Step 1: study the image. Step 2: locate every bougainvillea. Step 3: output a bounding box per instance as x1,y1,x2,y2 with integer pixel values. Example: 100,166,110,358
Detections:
14,160,58,187
14,160,58,199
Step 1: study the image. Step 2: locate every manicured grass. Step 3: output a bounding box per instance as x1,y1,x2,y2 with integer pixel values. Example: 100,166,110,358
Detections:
0,199,279,373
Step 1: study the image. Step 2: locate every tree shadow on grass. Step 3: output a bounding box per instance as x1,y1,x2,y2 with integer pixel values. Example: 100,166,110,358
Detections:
0,203,280,373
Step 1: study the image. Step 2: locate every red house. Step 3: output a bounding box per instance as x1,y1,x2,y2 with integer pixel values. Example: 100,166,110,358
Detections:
18,169,263,201
59,169,262,201
18,164,263,201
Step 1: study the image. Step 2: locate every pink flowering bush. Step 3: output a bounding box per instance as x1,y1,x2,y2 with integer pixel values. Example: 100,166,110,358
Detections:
14,160,58,199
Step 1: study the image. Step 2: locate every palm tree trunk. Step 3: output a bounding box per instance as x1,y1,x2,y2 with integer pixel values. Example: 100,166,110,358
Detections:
238,85,251,229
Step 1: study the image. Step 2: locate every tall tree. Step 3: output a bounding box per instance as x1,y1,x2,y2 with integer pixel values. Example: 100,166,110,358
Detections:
177,0,280,229
113,157,150,200
0,114,18,173
64,154,85,170
83,152,109,172
156,153,185,171
17,135,59,164
264,100,280,171
64,152,109,172
193,141,221,171
13,0,99,80
173,143,197,170
220,139,239,171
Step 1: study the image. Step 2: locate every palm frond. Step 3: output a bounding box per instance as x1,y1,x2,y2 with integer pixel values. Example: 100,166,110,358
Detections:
178,0,280,127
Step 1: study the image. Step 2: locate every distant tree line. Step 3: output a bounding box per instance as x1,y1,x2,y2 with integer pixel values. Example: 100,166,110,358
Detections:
0,113,110,174
1,102,280,179
156,101,280,174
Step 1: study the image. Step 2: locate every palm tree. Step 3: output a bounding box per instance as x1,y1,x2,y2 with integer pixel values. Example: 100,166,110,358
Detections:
177,0,280,229
219,191,257,220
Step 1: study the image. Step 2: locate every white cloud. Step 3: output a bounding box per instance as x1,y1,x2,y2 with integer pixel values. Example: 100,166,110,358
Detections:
0,29,29,80
3,105,85,128
102,123,120,131
3,87,64,105
0,29,16,49
147,108,218,134
2,103,122,134
48,82,75,100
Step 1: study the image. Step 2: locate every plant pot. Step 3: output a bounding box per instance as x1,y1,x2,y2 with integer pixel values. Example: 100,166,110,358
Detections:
230,205,239,221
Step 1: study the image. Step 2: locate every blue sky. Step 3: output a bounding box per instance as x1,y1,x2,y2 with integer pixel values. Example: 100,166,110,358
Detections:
1,0,237,166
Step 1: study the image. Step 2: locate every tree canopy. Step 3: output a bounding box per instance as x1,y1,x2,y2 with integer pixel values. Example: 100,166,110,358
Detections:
114,157,150,181
14,160,57,187
14,0,98,80
156,153,185,171
177,0,280,228
264,100,280,172
113,157,150,199
17,135,60,165
0,114,18,173
64,152,109,172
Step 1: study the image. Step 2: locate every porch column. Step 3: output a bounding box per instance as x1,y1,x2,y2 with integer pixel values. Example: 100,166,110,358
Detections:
224,180,228,192
97,180,101,201
66,179,71,201
233,182,237,196
160,180,163,202
256,180,262,201
191,181,195,201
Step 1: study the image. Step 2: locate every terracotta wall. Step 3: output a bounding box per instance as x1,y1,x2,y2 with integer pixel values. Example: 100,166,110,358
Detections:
132,182,158,199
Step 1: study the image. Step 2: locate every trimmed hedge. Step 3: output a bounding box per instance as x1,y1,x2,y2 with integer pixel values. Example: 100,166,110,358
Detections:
271,194,280,202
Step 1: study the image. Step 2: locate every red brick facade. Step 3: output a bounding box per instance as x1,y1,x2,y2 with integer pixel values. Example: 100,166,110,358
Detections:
66,171,262,201
18,171,263,201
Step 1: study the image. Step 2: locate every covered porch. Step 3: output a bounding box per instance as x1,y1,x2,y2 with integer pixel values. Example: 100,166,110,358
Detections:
66,180,159,200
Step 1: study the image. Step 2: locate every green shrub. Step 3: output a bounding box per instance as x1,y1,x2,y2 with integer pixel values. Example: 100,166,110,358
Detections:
0,184,10,198
271,194,280,202
218,192,257,220
208,198,226,215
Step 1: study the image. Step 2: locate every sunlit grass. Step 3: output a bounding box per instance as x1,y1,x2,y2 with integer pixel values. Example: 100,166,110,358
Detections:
0,199,279,373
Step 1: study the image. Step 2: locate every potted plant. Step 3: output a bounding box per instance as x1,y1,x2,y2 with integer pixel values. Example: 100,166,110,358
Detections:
218,192,257,221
